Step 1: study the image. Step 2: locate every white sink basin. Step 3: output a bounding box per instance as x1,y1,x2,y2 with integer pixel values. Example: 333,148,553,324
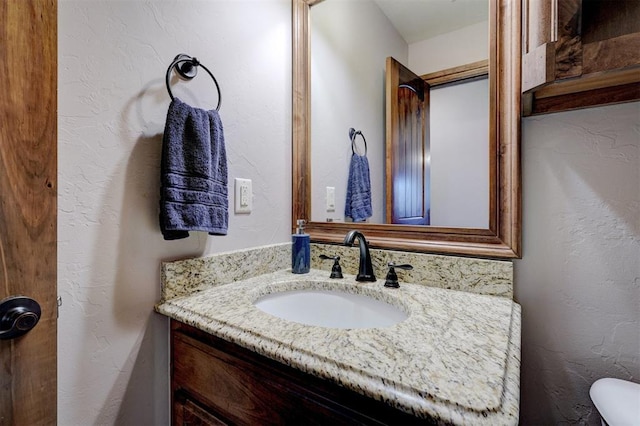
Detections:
253,289,408,329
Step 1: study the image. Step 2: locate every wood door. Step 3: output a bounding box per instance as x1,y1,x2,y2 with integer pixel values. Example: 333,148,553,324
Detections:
385,57,430,225
0,0,57,424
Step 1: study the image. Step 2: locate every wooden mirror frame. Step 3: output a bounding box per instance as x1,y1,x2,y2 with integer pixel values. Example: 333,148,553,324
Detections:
292,0,522,259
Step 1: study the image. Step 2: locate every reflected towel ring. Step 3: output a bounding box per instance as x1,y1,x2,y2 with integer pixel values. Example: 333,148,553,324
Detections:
398,83,418,93
349,128,367,156
165,54,222,111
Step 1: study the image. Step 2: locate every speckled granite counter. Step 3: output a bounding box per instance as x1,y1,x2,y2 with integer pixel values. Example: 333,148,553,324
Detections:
159,242,514,300
157,259,521,425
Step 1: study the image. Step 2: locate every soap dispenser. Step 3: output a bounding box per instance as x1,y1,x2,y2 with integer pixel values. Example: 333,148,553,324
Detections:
292,219,310,274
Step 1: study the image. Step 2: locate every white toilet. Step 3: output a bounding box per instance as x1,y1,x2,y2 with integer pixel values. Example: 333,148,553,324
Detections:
590,378,640,426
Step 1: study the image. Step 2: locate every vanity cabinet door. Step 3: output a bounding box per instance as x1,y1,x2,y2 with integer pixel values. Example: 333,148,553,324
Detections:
522,0,640,115
174,393,228,426
170,320,424,426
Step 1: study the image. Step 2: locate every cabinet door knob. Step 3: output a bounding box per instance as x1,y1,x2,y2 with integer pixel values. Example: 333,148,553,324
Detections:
0,296,41,340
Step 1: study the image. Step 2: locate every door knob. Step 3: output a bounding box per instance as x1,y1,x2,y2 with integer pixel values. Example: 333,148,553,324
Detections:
0,296,41,340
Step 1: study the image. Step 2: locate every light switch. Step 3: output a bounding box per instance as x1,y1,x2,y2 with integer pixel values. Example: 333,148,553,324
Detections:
234,178,252,214
326,186,335,211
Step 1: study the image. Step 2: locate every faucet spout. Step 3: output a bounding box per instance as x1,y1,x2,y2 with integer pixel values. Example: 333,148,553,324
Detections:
343,230,376,282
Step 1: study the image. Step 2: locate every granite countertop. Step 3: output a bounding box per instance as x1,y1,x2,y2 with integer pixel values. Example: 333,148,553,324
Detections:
156,268,521,425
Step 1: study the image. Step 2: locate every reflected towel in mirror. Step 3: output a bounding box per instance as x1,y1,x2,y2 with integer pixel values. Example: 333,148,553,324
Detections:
345,154,372,222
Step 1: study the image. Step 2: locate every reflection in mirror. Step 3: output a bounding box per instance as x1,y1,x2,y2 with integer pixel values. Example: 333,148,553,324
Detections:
423,74,489,228
292,0,522,258
310,0,489,227
386,56,429,226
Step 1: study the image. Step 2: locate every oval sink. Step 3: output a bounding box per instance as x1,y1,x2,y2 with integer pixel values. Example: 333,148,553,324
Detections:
253,289,408,329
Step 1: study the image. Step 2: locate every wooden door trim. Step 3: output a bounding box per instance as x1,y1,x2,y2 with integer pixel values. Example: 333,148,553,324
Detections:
0,0,58,423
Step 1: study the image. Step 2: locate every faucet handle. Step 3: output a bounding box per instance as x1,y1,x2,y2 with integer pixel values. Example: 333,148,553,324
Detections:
319,255,344,279
384,262,413,288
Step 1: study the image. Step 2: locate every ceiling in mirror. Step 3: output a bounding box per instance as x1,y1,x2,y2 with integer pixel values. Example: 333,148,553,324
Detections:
373,0,488,43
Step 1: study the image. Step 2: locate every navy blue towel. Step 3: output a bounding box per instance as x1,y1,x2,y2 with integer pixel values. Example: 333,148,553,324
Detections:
160,98,228,240
345,154,372,222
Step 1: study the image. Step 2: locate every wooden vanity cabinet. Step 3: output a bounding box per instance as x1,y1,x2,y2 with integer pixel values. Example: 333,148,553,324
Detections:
522,0,640,115
170,320,426,426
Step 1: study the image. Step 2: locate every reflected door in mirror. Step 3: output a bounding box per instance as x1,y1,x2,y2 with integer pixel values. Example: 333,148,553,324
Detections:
385,57,430,225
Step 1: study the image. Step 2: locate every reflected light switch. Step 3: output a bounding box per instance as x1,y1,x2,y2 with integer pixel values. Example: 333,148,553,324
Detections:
326,186,335,212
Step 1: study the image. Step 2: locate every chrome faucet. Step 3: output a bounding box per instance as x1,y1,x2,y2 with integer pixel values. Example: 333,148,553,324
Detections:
343,230,376,282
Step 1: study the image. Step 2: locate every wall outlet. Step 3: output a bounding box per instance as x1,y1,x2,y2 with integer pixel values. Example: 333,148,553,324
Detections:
234,178,252,214
326,186,335,212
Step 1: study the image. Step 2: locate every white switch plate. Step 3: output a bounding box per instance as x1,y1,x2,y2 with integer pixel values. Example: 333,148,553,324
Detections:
326,186,335,211
234,178,252,214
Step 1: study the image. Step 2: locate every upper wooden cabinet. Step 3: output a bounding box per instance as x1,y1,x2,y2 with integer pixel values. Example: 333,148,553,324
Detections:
522,0,640,115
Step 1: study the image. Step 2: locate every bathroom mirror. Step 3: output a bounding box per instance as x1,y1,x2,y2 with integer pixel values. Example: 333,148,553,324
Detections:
293,0,522,258
310,0,490,228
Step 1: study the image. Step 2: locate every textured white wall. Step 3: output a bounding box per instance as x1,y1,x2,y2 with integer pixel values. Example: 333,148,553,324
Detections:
57,1,291,424
515,102,640,424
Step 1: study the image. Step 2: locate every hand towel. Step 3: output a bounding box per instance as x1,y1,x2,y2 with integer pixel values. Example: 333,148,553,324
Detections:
344,154,372,222
160,98,228,240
